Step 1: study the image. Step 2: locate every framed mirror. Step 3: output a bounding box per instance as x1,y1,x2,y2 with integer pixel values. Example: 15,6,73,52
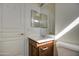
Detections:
31,10,48,28
31,10,41,27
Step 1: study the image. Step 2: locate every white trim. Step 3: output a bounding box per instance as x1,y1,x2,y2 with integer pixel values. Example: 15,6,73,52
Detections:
56,41,79,52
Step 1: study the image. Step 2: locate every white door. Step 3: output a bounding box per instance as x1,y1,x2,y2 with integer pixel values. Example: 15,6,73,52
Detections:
0,4,25,56
0,4,2,40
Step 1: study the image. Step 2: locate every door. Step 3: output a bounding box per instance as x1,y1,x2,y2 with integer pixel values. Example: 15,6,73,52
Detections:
0,4,25,56
0,4,2,41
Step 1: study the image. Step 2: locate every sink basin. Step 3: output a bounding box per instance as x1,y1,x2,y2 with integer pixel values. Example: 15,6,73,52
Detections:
47,35,55,38
40,35,55,38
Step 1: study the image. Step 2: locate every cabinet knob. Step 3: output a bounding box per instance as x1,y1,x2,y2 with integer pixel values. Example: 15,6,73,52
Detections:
20,33,24,35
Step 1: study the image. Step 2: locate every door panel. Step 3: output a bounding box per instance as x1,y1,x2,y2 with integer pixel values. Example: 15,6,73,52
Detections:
2,4,24,31
0,4,2,40
0,4,25,56
0,39,25,56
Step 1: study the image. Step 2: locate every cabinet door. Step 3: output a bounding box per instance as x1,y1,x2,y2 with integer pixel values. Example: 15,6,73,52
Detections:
32,45,39,56
0,4,25,56
29,39,39,56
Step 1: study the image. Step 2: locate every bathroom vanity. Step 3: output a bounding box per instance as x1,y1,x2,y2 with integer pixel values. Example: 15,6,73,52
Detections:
28,35,55,56
29,3,55,56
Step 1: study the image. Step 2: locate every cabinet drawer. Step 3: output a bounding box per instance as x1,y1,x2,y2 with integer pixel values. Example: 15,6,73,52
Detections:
39,42,53,56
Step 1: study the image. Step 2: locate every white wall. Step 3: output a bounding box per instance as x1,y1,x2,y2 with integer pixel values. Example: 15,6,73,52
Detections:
55,3,79,56
57,46,79,56
48,4,55,34
41,4,55,34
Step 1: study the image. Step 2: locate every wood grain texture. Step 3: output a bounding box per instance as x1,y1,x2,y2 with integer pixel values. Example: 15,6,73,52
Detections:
29,38,54,56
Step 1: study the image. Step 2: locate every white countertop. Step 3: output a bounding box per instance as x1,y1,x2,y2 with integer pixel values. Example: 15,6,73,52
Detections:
28,35,55,43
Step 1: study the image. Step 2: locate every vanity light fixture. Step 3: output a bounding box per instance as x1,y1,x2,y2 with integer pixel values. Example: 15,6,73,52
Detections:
55,17,79,40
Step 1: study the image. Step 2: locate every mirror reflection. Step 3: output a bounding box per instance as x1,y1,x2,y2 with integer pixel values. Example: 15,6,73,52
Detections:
31,10,41,27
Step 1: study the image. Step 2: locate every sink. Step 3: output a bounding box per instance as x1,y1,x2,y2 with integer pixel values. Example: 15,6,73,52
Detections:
28,34,55,43
40,35,55,39
47,35,55,38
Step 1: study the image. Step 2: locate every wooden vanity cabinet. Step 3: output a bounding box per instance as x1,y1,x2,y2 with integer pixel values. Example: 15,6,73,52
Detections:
29,38,54,56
